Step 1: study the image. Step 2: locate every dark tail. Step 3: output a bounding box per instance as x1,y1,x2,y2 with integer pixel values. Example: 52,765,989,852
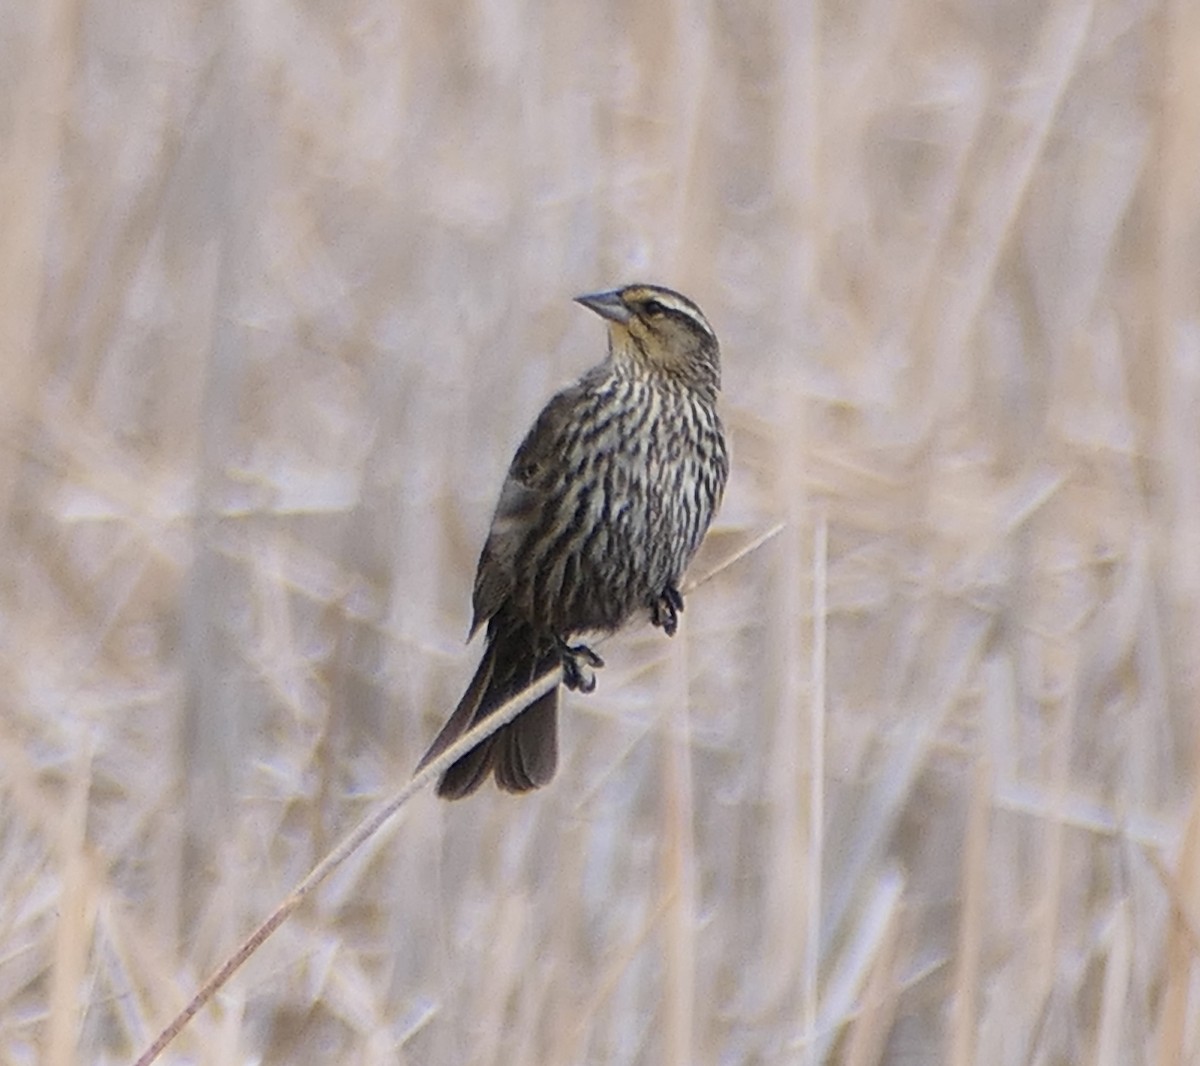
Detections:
416,623,560,799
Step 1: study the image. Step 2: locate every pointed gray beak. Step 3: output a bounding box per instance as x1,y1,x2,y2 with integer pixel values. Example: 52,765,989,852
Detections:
575,289,632,324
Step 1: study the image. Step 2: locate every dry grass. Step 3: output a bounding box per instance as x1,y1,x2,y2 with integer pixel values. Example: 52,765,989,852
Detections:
2,1,1199,1063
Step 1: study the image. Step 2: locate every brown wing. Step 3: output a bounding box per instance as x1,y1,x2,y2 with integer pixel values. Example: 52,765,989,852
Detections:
468,375,595,636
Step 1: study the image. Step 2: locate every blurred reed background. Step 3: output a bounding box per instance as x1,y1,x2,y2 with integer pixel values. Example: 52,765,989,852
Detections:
3,1,1200,1063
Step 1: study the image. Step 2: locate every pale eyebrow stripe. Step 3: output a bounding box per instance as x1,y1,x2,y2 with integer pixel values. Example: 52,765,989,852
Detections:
652,294,716,340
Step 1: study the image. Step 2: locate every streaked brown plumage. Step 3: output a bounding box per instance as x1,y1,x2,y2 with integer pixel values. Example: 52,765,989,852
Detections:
417,283,728,798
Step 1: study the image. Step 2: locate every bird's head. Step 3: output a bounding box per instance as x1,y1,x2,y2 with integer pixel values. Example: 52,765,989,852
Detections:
575,284,720,396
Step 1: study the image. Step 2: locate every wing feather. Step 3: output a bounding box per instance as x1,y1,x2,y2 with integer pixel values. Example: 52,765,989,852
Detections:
469,376,597,635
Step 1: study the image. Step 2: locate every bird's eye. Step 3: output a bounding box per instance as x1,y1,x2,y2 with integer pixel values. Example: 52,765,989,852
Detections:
642,299,668,317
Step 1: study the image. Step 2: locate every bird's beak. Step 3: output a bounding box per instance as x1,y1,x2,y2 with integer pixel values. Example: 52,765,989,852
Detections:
575,289,632,324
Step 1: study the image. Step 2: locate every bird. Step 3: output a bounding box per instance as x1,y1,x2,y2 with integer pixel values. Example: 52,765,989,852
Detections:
416,283,728,799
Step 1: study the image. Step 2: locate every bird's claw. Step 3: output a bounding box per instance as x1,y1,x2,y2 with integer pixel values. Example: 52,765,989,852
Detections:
651,585,684,637
558,641,604,692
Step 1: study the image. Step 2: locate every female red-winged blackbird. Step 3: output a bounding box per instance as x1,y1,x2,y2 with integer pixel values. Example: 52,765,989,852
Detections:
417,284,728,798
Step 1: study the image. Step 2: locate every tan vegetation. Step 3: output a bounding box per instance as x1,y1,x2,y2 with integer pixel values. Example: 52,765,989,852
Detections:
2,1,1199,1063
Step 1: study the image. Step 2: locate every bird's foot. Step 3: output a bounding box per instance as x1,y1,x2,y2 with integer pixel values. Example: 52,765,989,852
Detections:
557,640,605,693
650,585,684,637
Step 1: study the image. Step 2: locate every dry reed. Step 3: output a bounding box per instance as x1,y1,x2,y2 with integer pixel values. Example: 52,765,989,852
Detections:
1,1,1198,1063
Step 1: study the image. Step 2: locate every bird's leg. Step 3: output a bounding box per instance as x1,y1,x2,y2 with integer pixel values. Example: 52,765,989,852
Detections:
650,584,684,637
556,638,605,693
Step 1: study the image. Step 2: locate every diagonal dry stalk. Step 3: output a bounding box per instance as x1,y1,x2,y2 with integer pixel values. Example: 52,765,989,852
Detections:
131,524,781,1066
132,666,557,1066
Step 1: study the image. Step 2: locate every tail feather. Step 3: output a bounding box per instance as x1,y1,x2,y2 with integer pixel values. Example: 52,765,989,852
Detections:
437,733,499,799
414,639,497,773
493,687,557,793
416,623,561,800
